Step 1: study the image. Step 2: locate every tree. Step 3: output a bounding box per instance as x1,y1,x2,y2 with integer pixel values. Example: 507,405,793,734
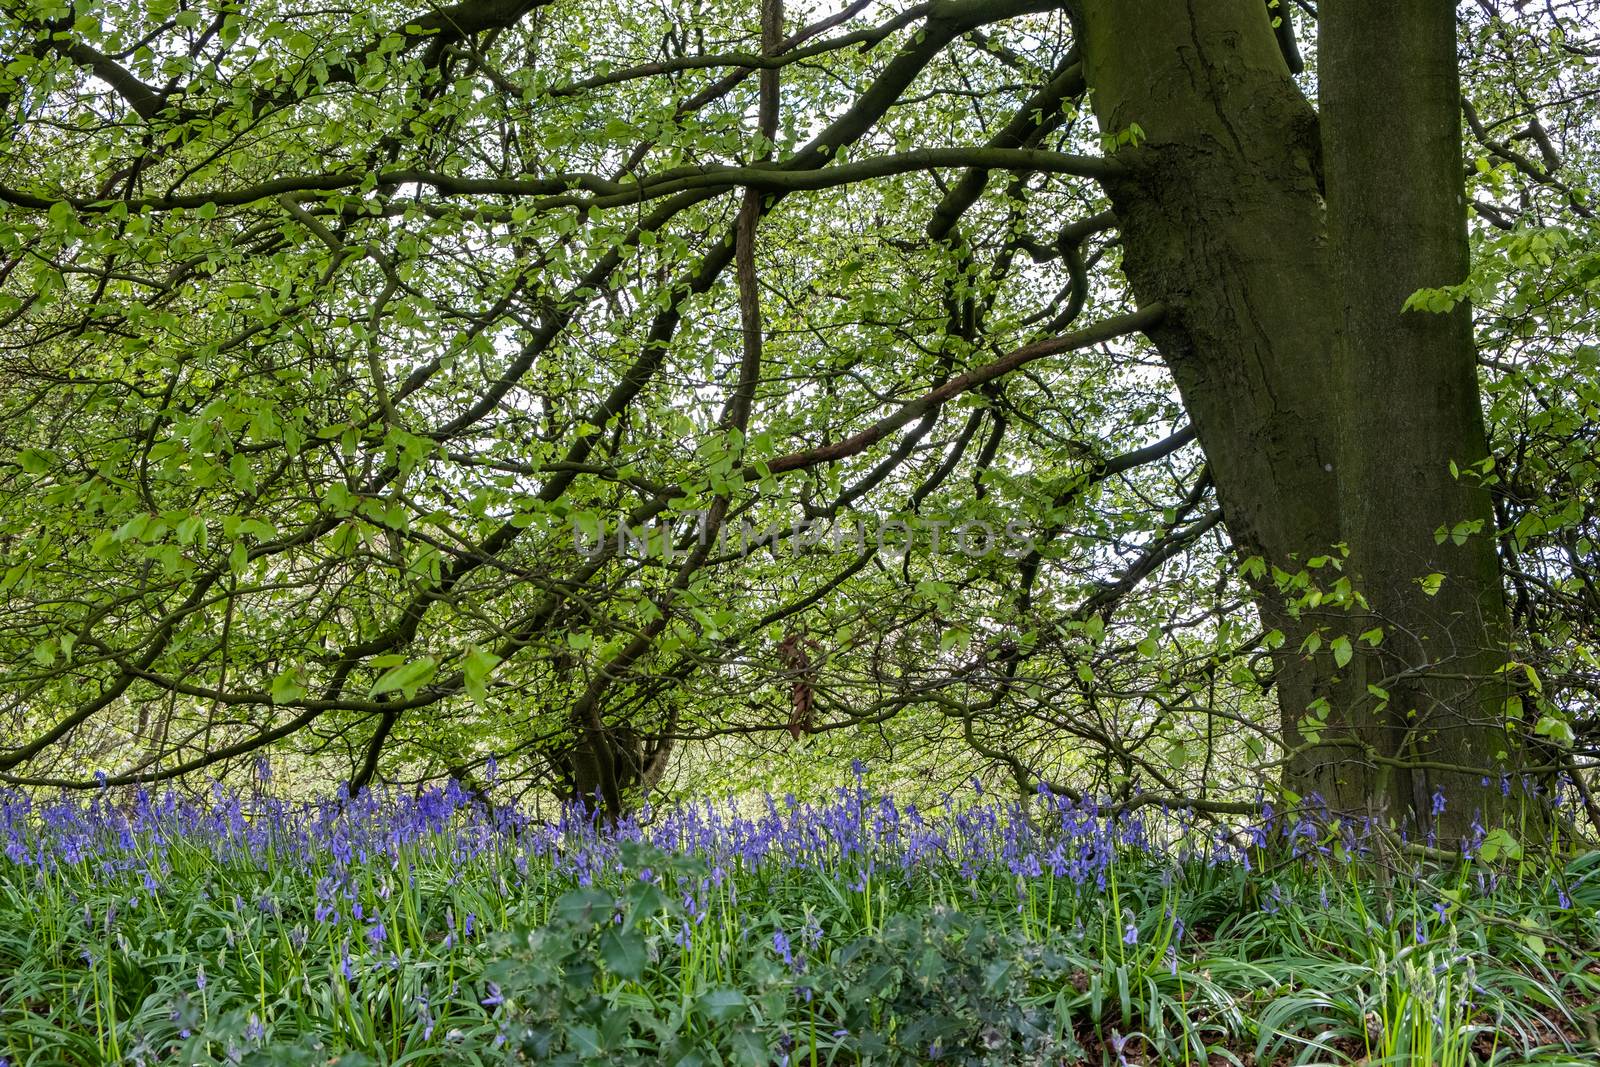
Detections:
0,0,1593,830
1071,0,1528,836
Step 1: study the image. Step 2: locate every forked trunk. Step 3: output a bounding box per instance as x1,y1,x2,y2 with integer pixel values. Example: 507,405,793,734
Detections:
1073,0,1536,836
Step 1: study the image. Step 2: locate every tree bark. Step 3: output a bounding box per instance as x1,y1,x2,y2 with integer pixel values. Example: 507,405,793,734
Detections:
1072,0,1534,834
559,724,671,813
1322,0,1531,837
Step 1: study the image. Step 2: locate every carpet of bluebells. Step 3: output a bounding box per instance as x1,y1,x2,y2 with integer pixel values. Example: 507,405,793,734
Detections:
2,767,1598,1066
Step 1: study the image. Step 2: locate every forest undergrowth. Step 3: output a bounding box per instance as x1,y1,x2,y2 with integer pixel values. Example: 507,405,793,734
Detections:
2,770,1598,1066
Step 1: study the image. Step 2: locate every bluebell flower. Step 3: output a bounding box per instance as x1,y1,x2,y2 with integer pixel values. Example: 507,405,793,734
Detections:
417,991,435,1040
773,929,794,967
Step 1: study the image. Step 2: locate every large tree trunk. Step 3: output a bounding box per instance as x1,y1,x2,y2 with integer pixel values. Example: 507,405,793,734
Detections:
1322,0,1531,838
1072,0,1532,835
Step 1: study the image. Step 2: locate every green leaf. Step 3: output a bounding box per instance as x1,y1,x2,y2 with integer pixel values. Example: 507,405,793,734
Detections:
726,1029,769,1067
1418,573,1445,596
368,656,437,699
938,626,966,654
623,880,668,925
568,1025,603,1057
554,887,613,924
462,645,501,707
1534,713,1575,746
1331,635,1353,668
112,513,152,544
1478,827,1522,863
176,514,207,546
599,928,647,981
696,987,750,1025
